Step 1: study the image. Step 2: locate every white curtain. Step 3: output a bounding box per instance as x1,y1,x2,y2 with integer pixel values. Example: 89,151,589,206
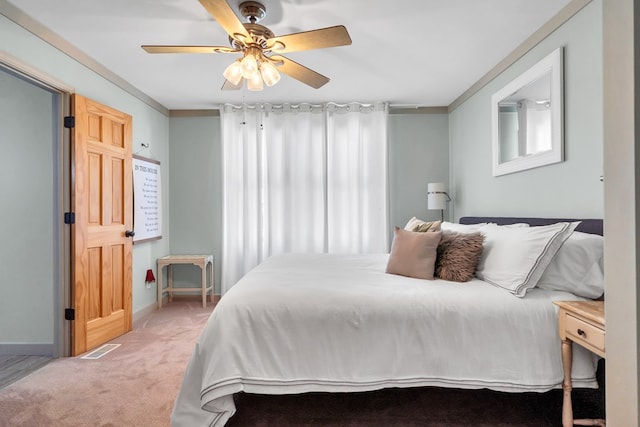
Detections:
221,102,388,293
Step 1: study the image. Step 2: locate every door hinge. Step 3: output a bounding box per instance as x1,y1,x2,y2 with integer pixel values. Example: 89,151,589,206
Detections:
64,116,75,128
64,308,75,321
64,212,75,224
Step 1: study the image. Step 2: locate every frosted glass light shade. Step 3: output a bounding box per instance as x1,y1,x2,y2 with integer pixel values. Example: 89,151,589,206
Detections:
260,61,281,86
247,72,263,91
241,54,259,79
427,182,447,210
223,60,243,86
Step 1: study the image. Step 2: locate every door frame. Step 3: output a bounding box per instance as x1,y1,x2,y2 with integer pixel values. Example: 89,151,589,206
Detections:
1,52,74,357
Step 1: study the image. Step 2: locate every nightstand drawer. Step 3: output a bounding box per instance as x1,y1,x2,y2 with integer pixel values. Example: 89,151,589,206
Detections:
565,314,605,354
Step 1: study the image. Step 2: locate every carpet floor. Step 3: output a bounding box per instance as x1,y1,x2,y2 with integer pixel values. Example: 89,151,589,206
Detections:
0,300,605,426
0,301,214,427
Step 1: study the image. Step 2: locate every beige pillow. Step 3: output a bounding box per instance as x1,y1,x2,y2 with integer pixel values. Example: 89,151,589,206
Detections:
404,217,441,232
435,231,485,282
386,227,442,279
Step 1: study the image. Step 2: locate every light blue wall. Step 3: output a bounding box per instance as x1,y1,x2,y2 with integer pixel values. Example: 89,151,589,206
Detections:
168,115,223,294
0,68,56,351
449,1,603,220
388,113,450,230
0,14,171,321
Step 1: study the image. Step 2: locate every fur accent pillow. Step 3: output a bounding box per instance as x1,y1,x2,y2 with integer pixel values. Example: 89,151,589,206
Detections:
435,231,485,282
386,227,442,280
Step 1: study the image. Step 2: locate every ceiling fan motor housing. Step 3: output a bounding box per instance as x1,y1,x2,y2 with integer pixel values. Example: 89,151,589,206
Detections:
229,2,273,50
240,1,266,23
230,23,274,50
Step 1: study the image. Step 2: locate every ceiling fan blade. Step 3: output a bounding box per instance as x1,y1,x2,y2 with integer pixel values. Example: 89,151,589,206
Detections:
270,55,330,89
199,0,251,43
142,45,238,54
222,79,242,90
267,25,352,54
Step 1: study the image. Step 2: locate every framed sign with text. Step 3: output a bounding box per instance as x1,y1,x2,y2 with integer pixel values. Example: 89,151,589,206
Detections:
132,155,162,243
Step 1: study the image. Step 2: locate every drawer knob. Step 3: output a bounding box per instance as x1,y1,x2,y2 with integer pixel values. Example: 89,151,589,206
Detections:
577,328,586,337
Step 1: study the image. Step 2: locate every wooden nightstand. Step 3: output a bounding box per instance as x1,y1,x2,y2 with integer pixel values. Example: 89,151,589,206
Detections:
157,255,214,309
553,300,605,427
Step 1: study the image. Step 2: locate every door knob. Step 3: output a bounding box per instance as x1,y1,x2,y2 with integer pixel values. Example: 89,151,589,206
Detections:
125,230,135,238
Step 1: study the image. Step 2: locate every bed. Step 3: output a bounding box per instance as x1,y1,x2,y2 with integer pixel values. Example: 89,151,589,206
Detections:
171,216,604,426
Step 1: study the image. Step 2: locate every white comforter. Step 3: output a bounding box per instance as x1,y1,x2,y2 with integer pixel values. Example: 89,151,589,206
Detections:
172,253,599,426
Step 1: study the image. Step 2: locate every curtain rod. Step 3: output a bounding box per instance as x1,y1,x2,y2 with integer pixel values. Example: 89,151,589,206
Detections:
169,105,447,117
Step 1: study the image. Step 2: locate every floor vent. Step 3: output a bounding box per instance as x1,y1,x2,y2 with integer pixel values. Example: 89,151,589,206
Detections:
81,343,121,360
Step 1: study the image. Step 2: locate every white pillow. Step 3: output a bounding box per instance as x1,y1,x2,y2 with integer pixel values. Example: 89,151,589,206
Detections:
537,232,604,298
441,221,528,233
441,221,488,233
475,221,580,297
480,222,530,229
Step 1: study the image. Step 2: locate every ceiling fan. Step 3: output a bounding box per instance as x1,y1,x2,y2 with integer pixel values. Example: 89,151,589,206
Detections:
141,0,352,91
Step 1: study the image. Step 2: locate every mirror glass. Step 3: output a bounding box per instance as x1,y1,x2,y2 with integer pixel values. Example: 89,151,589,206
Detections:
491,48,563,176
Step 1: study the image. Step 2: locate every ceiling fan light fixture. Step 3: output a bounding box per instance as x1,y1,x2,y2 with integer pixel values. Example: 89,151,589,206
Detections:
260,61,281,87
247,71,264,91
142,0,352,92
223,60,243,86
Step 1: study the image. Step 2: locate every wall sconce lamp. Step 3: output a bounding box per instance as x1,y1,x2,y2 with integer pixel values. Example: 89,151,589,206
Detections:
427,182,452,221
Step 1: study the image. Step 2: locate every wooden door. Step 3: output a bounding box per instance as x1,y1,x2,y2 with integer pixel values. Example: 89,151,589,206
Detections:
71,94,133,356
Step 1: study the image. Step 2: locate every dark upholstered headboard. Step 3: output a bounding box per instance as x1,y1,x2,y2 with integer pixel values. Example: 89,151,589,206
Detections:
459,217,603,236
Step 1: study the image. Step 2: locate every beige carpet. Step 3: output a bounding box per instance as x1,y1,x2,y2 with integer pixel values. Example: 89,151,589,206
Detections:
0,301,214,427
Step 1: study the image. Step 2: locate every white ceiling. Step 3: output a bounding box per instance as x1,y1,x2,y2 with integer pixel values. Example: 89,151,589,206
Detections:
6,0,571,110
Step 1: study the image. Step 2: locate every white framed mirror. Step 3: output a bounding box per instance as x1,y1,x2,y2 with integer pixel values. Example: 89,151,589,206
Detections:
491,47,563,176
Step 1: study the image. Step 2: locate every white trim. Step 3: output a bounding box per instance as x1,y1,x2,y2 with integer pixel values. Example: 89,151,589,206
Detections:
0,50,74,93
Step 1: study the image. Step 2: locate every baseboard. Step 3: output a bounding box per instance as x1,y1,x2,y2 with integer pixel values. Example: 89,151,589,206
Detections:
132,301,158,328
0,343,54,356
